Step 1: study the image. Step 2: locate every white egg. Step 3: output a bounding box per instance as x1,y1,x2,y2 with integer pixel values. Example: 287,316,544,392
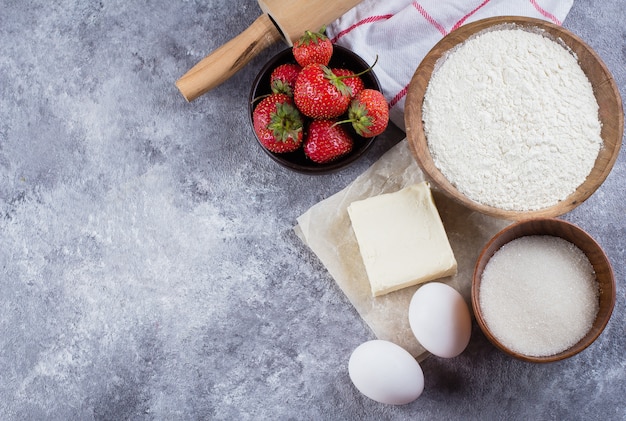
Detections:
348,340,424,405
408,282,471,358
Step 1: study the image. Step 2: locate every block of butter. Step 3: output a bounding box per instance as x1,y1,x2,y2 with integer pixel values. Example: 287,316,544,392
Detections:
347,181,457,297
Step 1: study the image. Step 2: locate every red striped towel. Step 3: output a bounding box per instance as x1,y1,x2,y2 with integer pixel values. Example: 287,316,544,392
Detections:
327,0,573,129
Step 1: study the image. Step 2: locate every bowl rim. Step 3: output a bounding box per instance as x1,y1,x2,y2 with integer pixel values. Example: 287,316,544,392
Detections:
248,45,381,175
404,16,624,220
471,217,616,363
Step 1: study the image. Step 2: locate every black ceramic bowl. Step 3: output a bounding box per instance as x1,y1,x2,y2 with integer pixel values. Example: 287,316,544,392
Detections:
248,45,381,174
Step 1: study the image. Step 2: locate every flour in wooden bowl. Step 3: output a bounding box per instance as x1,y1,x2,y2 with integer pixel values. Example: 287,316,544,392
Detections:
422,28,603,212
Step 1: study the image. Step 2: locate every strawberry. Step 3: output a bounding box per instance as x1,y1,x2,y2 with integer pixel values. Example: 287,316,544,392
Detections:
292,27,333,67
270,63,302,96
332,68,365,98
304,120,354,163
294,64,352,119
253,93,303,153
346,89,389,137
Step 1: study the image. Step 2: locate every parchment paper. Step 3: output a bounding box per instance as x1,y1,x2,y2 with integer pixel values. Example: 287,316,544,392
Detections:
294,140,510,360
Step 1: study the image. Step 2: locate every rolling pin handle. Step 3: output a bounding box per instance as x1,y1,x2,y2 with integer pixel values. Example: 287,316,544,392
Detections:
176,14,283,102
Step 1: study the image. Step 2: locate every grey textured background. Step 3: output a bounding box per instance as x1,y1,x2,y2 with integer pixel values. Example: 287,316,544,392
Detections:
0,0,624,419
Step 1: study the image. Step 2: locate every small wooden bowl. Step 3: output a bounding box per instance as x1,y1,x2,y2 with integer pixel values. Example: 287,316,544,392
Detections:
405,16,623,220
471,218,615,363
249,45,380,174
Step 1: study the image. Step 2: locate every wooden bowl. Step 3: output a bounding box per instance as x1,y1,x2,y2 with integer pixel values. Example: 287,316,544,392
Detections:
249,45,380,174
405,16,623,220
472,218,615,363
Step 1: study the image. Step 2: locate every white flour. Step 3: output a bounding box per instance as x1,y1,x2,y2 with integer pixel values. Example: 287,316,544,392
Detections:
422,28,603,211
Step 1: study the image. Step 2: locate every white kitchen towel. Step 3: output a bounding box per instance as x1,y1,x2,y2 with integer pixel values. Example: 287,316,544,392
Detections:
326,0,574,129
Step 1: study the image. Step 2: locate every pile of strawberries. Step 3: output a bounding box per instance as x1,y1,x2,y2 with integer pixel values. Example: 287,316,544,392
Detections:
252,28,389,164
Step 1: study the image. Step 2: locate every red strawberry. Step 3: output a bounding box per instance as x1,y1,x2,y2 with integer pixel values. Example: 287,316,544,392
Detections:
253,94,303,153
294,64,352,119
304,120,354,163
292,27,333,67
332,68,365,98
347,89,389,137
270,63,302,96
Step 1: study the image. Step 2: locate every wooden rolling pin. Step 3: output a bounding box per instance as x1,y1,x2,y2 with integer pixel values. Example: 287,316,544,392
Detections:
175,0,363,102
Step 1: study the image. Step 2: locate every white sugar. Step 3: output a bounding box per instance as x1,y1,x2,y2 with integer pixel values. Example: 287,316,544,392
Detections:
479,235,598,357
